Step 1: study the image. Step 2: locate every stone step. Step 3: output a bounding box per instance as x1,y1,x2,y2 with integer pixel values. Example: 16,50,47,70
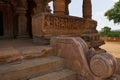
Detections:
0,56,64,80
0,46,54,64
114,74,120,80
30,69,76,80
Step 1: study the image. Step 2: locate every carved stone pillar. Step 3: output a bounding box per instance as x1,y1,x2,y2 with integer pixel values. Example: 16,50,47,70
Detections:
65,0,71,15
33,0,44,14
82,0,92,19
53,0,66,15
16,7,28,37
16,0,28,37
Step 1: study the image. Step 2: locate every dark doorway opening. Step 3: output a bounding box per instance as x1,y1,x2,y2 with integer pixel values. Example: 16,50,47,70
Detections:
0,11,3,36
27,0,36,38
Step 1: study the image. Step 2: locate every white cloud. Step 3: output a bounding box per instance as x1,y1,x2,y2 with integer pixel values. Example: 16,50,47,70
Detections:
113,0,119,2
110,0,118,3
92,0,120,31
93,11,120,30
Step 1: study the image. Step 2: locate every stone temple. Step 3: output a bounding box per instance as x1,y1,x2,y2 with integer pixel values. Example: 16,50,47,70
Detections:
0,0,119,80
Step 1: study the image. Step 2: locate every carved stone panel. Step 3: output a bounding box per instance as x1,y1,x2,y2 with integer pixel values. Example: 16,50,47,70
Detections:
32,13,97,37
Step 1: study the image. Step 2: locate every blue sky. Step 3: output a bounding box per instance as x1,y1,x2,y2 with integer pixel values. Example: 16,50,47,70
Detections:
49,0,120,30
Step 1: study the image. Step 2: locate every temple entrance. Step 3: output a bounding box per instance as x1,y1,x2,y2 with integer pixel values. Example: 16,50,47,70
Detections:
0,11,3,36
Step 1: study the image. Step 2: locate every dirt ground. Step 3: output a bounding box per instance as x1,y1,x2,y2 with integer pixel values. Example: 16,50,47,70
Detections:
100,42,120,58
101,42,120,74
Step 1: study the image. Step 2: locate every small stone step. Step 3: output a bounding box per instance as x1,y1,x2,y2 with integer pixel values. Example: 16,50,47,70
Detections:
0,56,64,80
17,46,54,59
0,46,54,64
30,69,76,80
114,74,120,80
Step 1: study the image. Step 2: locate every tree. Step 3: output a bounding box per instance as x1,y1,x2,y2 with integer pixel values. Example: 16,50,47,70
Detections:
100,26,120,37
101,26,111,33
100,26,111,37
105,0,120,24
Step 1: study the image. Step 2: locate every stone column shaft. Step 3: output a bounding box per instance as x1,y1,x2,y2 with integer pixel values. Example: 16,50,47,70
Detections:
83,0,92,19
65,0,71,15
53,0,66,15
16,8,28,37
15,0,28,37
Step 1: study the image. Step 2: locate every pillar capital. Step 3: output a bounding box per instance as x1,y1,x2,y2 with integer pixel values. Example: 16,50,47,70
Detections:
15,7,26,14
18,0,27,7
33,0,48,14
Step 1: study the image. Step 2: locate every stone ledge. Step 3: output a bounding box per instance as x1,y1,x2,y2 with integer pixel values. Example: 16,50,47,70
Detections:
0,46,54,64
0,47,20,64
0,56,64,80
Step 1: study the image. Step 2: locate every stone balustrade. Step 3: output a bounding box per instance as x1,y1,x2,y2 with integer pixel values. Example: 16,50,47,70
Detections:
51,37,117,80
32,13,97,36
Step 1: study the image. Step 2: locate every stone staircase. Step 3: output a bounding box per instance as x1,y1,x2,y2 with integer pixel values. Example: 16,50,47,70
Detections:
0,37,118,80
0,46,77,80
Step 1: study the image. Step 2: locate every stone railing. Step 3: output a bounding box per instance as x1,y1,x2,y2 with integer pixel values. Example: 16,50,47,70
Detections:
51,37,117,80
32,13,97,36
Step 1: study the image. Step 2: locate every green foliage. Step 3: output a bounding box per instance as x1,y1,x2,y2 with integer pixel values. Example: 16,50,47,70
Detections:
100,26,120,37
105,0,120,24
101,26,111,32
107,31,120,37
100,26,111,37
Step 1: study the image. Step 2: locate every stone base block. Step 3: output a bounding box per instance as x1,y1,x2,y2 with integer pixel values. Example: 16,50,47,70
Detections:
33,36,50,45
